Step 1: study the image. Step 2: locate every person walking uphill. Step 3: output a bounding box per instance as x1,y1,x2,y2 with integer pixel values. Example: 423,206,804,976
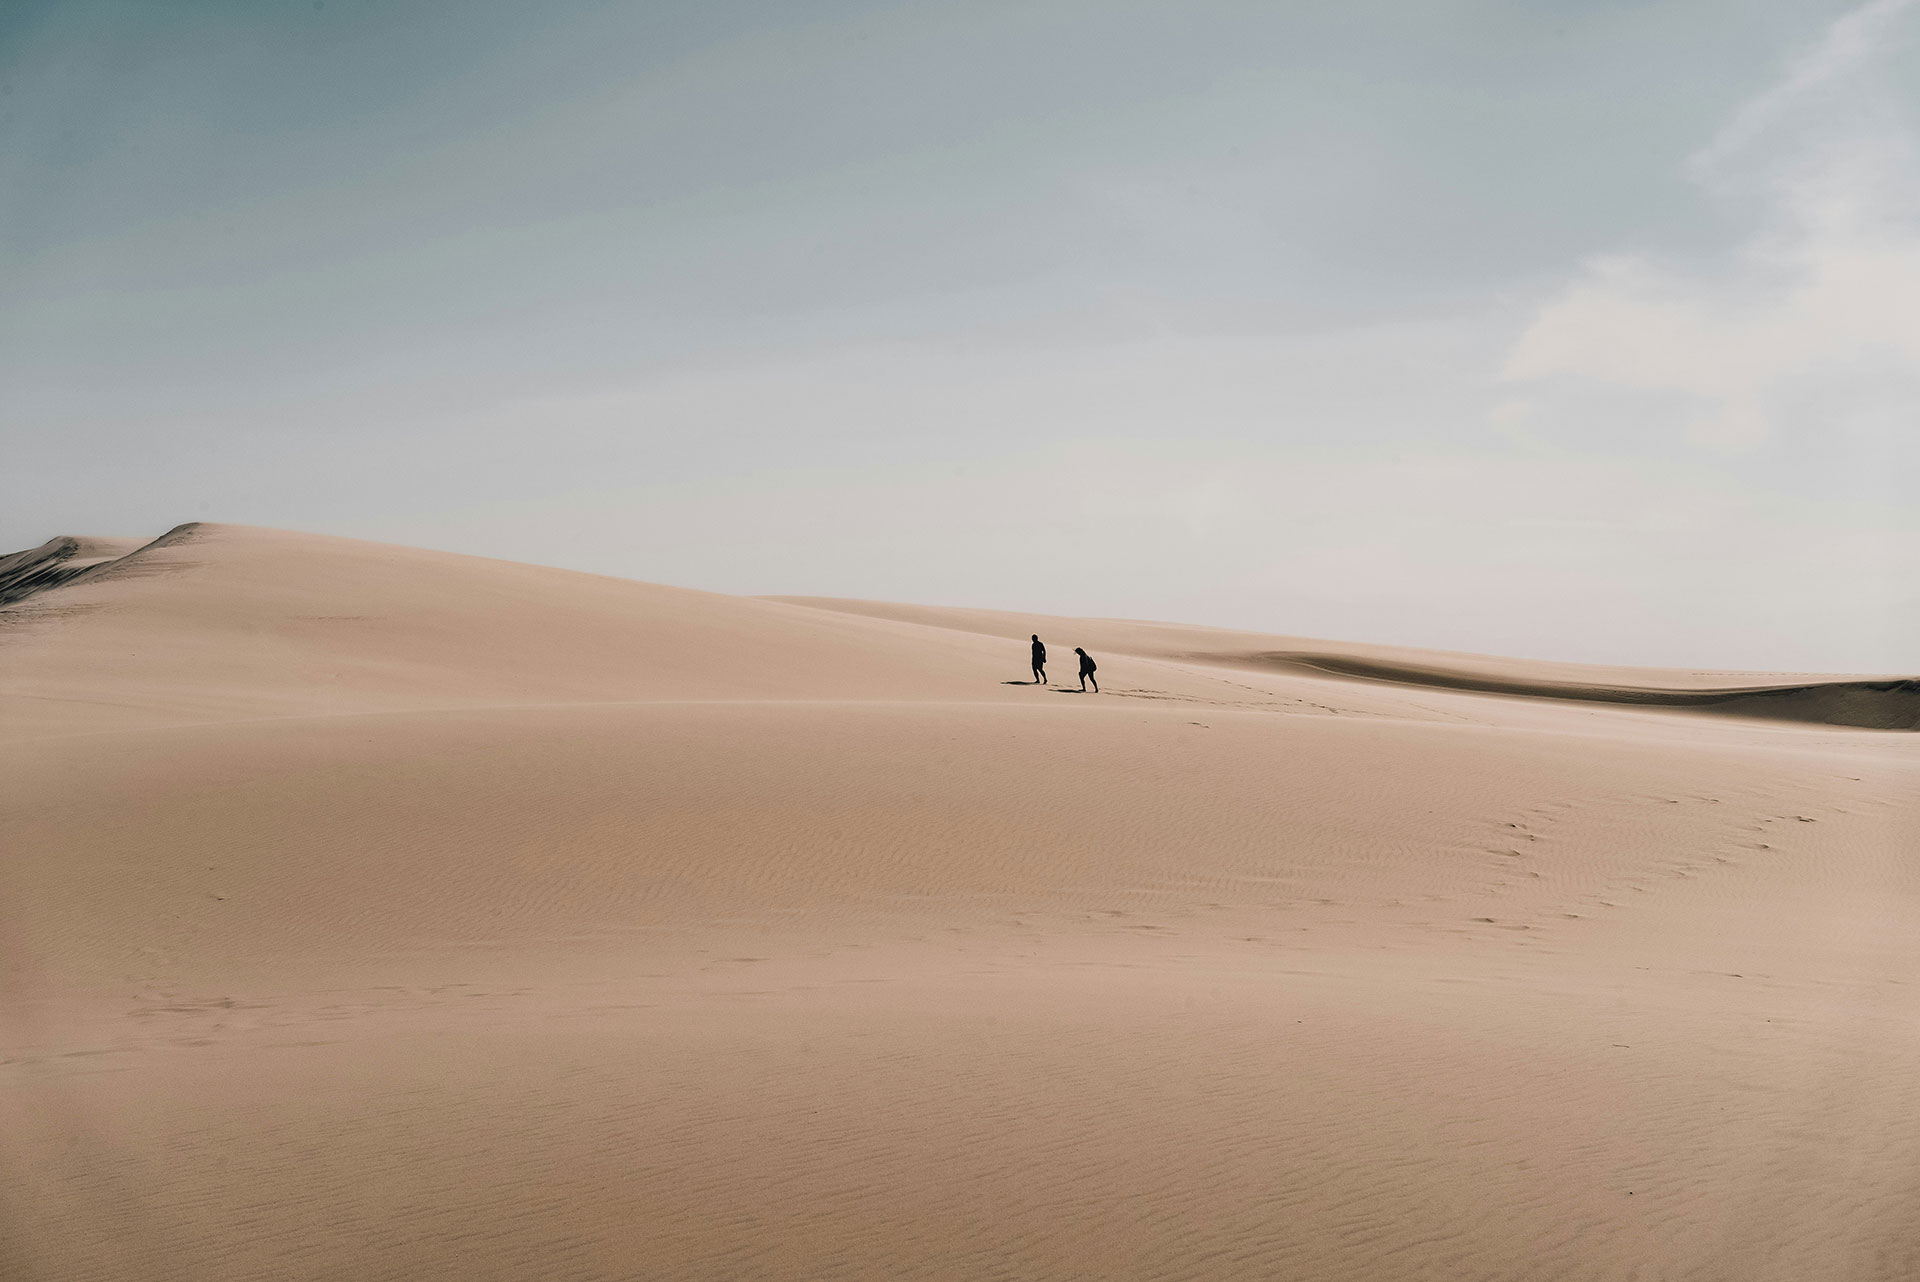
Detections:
1030,634,1047,685
1075,647,1099,693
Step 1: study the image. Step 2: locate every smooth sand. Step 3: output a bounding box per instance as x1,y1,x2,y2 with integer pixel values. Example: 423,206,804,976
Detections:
4,524,1916,1281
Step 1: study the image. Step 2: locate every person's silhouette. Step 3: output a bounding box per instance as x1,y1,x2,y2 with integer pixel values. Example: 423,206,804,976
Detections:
1030,634,1047,685
1075,647,1099,693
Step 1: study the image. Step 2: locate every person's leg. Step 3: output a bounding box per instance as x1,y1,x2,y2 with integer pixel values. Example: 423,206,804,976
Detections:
1091,674,1098,693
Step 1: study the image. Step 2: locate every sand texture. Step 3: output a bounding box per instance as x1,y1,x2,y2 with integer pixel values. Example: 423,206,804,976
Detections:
4,524,1917,1281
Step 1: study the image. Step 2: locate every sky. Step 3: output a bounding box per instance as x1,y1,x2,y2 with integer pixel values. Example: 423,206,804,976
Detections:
3,0,1917,671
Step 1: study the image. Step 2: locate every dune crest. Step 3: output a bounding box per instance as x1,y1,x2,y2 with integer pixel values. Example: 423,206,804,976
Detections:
772,595,1919,731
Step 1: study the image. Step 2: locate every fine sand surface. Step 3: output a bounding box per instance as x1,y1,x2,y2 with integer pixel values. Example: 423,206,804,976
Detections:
4,524,1917,1281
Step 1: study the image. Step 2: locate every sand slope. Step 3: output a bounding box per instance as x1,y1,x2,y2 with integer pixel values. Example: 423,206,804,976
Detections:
4,525,1918,1281
0,524,1112,739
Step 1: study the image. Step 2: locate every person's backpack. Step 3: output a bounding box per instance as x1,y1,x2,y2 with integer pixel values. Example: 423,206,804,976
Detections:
1083,655,1097,672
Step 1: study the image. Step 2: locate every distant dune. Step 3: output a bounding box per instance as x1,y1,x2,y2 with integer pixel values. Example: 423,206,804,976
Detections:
1252,652,1920,730
773,596,1920,731
5,524,1917,1282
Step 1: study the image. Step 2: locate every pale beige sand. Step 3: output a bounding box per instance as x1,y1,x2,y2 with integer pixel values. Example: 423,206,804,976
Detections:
4,524,1916,1281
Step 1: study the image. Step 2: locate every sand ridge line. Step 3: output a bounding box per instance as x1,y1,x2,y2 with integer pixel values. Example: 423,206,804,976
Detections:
774,596,1920,731
1241,651,1920,731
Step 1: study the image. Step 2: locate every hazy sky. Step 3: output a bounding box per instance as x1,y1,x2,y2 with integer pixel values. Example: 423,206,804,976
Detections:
5,0,1917,669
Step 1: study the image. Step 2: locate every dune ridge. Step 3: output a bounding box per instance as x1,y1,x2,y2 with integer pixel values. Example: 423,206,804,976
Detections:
4,524,1917,1282
1245,651,1920,730
772,595,1920,731
0,528,176,606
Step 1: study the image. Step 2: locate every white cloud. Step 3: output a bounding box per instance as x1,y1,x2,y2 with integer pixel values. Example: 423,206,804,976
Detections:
1500,0,1920,453
1687,0,1916,182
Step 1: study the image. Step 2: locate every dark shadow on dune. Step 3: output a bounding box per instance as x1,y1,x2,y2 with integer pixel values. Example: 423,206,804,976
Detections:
1234,652,1920,732
0,537,110,606
0,522,203,609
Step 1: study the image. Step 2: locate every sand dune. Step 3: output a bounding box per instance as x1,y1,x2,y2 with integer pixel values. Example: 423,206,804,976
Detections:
4,525,1917,1281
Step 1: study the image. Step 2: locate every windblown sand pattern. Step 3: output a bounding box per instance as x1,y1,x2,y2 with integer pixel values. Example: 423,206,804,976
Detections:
4,525,1916,1280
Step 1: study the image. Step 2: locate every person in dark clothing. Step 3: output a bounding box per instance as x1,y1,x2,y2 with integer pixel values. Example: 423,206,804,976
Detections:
1074,647,1098,693
1030,634,1047,684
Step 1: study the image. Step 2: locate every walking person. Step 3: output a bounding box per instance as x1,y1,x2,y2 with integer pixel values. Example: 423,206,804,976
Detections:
1030,634,1047,685
1074,647,1099,693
